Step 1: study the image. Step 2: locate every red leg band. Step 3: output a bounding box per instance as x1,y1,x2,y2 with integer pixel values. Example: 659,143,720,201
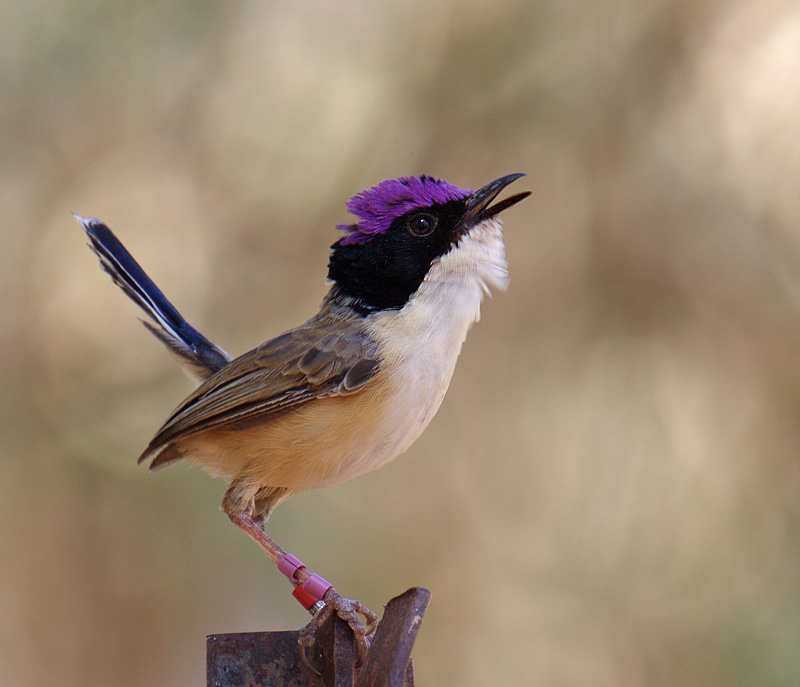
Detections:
290,573,333,610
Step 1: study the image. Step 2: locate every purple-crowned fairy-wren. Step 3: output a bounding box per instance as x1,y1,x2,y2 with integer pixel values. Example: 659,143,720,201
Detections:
76,174,529,658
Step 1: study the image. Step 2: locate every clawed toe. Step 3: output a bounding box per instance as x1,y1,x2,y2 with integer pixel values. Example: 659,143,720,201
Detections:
298,587,378,668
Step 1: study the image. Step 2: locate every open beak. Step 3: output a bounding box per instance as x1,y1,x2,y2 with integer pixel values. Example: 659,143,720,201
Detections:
461,173,531,228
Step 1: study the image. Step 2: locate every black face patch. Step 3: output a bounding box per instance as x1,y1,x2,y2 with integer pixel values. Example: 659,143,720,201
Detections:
328,199,468,313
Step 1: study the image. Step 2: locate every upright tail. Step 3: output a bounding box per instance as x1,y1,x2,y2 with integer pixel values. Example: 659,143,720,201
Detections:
75,215,231,384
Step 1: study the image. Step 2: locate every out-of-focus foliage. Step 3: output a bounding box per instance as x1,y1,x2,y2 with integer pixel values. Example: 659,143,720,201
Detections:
3,1,800,685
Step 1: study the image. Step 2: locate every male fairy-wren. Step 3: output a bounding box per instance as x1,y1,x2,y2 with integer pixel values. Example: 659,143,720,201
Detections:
76,173,529,656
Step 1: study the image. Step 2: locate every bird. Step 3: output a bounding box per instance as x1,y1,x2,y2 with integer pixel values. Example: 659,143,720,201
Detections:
75,173,529,658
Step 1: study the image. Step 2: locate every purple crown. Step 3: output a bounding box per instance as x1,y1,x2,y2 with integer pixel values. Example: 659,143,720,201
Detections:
337,175,472,245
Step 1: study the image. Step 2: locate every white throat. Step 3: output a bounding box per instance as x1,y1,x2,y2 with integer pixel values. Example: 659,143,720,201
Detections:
315,218,507,484
371,215,507,354
351,218,506,467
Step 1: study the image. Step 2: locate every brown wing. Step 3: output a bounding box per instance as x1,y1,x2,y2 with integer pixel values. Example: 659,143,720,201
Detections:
138,308,380,468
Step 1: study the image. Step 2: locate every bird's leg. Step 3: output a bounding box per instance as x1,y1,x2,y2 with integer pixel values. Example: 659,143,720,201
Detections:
225,506,378,664
225,507,286,564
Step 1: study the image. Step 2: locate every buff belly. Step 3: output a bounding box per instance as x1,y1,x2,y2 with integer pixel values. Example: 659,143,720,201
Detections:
177,366,449,493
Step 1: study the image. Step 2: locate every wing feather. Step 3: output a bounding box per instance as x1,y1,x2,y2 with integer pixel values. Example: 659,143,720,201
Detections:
139,309,380,464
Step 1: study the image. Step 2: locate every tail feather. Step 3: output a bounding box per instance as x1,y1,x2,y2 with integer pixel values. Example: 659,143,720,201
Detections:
75,214,231,384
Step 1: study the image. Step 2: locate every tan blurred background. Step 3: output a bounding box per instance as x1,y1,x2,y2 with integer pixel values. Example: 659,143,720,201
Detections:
3,0,800,685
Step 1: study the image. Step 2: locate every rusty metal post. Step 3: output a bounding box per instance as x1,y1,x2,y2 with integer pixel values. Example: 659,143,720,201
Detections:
355,588,430,687
207,587,431,687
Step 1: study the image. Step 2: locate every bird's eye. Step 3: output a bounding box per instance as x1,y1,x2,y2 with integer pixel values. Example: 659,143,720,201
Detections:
407,213,437,237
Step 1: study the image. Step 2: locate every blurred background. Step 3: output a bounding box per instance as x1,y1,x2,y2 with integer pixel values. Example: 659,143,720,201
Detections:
3,0,800,685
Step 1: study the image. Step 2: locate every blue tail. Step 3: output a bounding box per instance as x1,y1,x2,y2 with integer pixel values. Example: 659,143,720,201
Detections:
75,215,231,383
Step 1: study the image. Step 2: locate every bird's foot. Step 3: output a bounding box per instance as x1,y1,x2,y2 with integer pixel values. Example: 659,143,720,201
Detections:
298,587,378,666
276,554,377,669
